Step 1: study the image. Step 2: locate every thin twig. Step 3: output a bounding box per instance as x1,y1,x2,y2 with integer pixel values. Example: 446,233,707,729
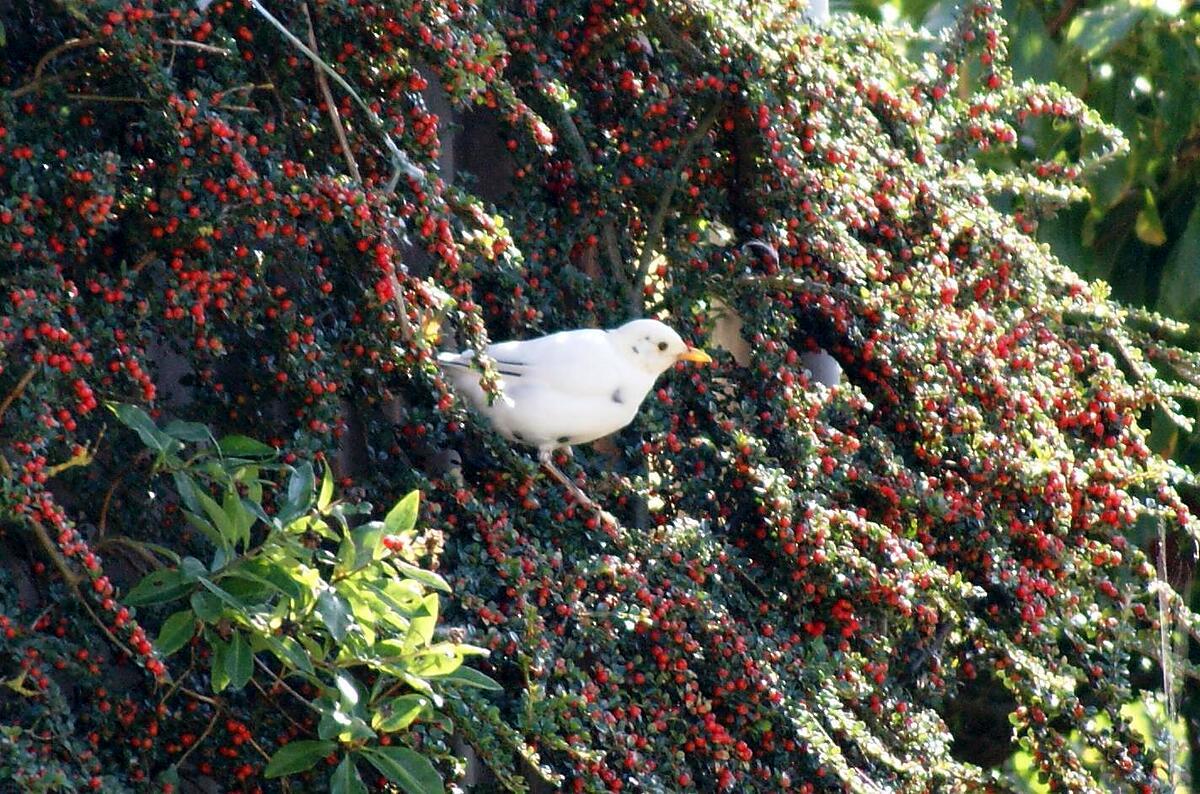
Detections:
97,480,118,534
163,38,232,55
9,37,96,99
248,0,423,193
630,100,724,315
0,367,36,423
157,659,197,710
254,656,321,714
539,92,628,290
176,708,222,769
303,2,361,182
250,676,309,734
95,536,166,571
66,93,149,104
27,517,82,588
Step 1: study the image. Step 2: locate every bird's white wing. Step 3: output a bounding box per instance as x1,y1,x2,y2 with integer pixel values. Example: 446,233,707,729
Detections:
442,328,629,397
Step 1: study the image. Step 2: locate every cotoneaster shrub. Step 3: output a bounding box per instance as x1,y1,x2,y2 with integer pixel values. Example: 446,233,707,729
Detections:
2,0,1199,791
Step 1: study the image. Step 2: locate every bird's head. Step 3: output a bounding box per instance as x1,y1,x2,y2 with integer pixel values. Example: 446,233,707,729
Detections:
610,318,712,375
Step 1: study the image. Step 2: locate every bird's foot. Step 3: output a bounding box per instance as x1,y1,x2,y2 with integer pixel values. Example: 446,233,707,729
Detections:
537,449,614,525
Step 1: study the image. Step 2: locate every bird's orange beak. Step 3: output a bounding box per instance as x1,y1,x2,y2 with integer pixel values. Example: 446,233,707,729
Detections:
676,347,712,364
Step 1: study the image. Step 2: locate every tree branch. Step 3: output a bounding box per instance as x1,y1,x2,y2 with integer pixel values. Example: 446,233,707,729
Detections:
302,2,361,183
629,100,724,315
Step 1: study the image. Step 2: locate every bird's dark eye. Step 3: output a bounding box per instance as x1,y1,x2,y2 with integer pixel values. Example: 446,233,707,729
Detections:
657,342,668,351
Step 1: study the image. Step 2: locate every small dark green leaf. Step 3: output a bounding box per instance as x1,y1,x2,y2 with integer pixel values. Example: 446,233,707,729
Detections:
331,755,367,794
125,569,191,606
362,746,444,794
384,491,420,534
264,740,336,779
439,666,503,691
155,610,196,657
226,632,253,690
316,590,352,642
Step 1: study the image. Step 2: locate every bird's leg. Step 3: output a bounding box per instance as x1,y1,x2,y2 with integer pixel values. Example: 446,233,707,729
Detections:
537,448,597,510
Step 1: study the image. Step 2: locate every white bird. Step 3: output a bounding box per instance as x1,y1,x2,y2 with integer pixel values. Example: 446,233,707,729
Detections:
438,319,711,508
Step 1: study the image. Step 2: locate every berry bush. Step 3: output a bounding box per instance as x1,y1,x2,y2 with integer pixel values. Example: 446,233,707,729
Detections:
2,0,1199,791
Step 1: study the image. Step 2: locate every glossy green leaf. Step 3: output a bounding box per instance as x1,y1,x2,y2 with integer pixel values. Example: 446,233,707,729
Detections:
316,590,352,642
226,631,254,690
109,403,181,455
384,491,420,534
319,462,335,511
330,755,367,794
125,569,192,606
155,610,196,657
393,561,450,594
362,746,444,794
373,694,430,732
263,740,336,779
218,434,277,458
163,419,211,443
439,665,503,691
210,636,231,693
409,594,439,647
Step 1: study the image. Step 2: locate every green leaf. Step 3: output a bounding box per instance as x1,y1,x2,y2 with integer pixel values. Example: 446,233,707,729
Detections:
125,569,192,606
278,462,315,525
218,435,277,458
373,694,430,732
406,644,463,678
384,491,420,534
190,590,223,621
1066,1,1145,60
352,522,387,565
173,471,203,514
409,594,439,647
163,419,212,443
210,636,231,693
155,610,196,657
393,561,450,594
1134,189,1167,246
362,746,444,794
109,403,181,454
264,740,337,779
1157,202,1200,320
439,666,503,691
319,462,335,511
226,632,254,691
331,755,367,794
316,590,353,642
197,577,249,613
265,636,315,675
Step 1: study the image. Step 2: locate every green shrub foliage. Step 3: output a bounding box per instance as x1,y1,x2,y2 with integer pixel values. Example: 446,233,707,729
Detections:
0,0,1197,791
